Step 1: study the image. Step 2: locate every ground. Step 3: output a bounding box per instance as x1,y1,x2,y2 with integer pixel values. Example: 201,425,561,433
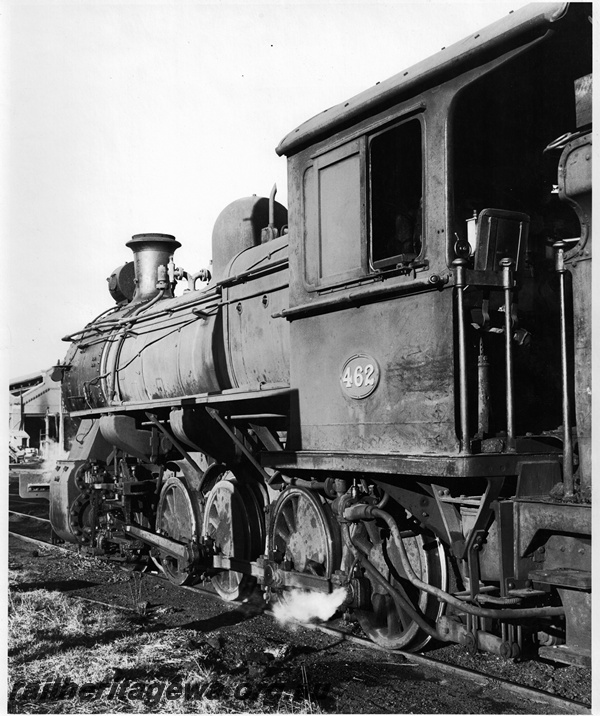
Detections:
8,528,591,715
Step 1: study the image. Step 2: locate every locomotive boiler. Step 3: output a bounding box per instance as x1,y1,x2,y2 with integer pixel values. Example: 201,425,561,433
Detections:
24,2,591,666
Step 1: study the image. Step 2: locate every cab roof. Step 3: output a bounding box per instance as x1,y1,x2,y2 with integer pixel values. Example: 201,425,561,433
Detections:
276,2,571,157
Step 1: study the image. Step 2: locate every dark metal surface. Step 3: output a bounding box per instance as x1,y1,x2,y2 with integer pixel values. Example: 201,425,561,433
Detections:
68,385,293,418
288,290,457,457
559,133,592,497
261,450,562,479
223,235,290,391
211,196,287,282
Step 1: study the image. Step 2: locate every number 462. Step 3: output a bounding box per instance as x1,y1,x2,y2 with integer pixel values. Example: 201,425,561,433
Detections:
342,363,375,388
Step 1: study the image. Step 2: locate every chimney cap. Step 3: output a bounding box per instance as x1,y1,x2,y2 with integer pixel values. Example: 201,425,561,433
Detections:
126,233,181,250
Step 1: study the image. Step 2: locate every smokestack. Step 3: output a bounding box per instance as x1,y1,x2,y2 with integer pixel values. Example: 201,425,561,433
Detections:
126,233,181,303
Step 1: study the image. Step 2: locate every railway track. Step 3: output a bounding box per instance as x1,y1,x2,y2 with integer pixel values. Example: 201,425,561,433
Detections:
9,510,51,524
8,519,590,714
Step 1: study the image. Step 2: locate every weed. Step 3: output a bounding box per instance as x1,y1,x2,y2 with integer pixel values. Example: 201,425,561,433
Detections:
8,584,324,714
126,572,147,615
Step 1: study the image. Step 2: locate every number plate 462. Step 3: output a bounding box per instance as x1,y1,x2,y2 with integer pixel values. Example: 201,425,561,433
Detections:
340,354,380,399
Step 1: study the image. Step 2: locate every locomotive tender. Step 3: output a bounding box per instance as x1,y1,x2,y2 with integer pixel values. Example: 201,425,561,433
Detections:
25,3,591,665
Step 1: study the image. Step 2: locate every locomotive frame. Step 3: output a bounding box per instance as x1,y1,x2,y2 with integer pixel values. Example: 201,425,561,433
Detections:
23,2,592,667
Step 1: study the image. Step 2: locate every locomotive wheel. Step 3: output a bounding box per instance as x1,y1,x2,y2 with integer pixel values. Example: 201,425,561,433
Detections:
155,476,200,586
68,493,95,545
352,517,447,651
270,487,341,578
202,474,264,601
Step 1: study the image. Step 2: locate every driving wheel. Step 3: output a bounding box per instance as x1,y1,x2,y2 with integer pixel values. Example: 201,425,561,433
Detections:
269,486,341,578
202,473,264,601
352,515,447,650
155,476,201,586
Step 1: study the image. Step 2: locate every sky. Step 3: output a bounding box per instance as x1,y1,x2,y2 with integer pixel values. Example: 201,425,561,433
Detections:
4,0,521,379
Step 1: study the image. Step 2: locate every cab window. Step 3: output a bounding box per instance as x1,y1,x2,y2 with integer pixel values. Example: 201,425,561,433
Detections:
370,118,423,270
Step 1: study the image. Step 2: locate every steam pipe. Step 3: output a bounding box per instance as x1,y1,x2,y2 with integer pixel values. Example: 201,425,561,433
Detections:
344,504,565,620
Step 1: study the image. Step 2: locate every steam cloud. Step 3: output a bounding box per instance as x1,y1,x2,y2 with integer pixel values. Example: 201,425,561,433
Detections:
42,439,68,474
272,588,347,626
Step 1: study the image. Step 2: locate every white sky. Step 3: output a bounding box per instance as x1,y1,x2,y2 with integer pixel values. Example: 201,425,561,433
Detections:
4,1,520,378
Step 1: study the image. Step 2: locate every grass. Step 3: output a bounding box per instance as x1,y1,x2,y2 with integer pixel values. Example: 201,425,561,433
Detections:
8,570,323,714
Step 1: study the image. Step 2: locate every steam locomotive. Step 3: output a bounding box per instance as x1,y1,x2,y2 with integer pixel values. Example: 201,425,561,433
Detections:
23,2,591,666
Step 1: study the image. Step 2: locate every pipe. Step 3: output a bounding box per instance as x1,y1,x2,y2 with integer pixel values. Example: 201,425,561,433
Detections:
476,338,490,438
554,241,574,498
269,184,277,230
501,258,515,443
186,269,212,291
375,490,390,510
476,594,521,606
452,258,471,453
63,290,222,346
341,524,440,640
281,475,325,491
344,504,565,620
277,271,449,321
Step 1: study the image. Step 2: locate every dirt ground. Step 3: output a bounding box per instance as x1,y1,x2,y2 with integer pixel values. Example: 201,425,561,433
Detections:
8,529,589,715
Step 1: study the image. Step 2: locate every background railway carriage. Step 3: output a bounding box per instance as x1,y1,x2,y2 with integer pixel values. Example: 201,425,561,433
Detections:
23,2,592,666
